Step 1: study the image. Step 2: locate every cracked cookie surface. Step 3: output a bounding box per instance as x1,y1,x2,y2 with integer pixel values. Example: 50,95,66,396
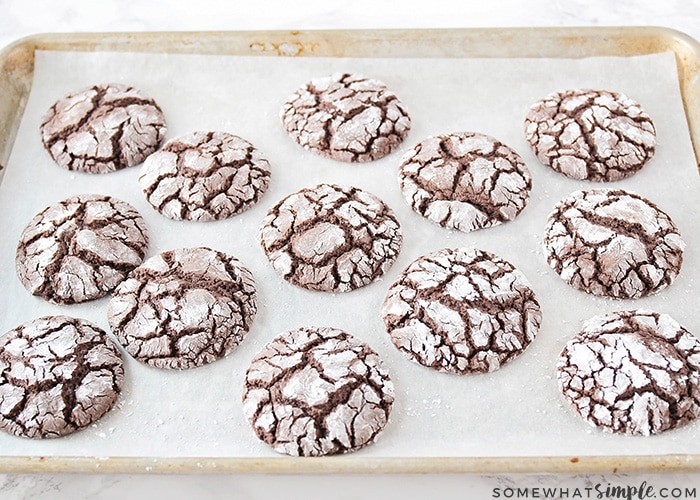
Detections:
398,132,532,232
259,183,402,292
41,83,167,174
107,247,257,370
0,315,124,439
139,131,271,221
280,73,411,162
382,247,541,374
557,309,700,436
242,326,394,456
16,194,150,305
543,189,685,299
524,89,656,181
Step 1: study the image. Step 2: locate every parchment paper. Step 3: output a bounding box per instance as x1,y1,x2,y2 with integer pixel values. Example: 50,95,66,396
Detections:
0,48,698,459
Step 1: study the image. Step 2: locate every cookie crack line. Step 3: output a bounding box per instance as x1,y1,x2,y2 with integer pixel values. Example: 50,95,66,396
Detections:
525,89,655,181
575,199,676,248
285,210,395,267
245,333,332,398
16,194,149,304
399,132,531,232
260,184,402,292
281,73,410,162
543,189,684,298
243,327,393,456
108,247,256,369
562,339,690,409
571,96,624,173
140,131,271,221
0,316,124,438
42,85,109,151
41,83,167,173
557,310,700,436
383,247,541,374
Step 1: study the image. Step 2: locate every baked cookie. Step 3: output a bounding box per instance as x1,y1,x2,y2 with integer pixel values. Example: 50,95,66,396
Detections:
524,89,656,181
543,189,685,299
107,247,257,370
382,247,541,374
280,73,411,162
557,309,700,436
16,194,149,305
259,183,402,292
242,326,394,456
139,131,271,221
40,83,167,174
398,132,532,232
0,315,124,439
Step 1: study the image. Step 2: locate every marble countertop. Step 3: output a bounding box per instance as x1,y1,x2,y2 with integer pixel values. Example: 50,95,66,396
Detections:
1,0,700,47
1,1,700,498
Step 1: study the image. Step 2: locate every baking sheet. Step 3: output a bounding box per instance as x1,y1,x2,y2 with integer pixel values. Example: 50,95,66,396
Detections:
0,48,698,462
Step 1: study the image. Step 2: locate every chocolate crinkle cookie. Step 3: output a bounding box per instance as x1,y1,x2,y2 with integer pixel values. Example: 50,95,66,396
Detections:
557,309,700,436
259,183,402,292
280,72,411,162
524,89,656,181
40,83,167,174
0,315,124,439
382,247,542,374
139,131,271,221
16,194,149,305
242,326,394,456
543,188,685,299
107,247,257,370
398,132,532,232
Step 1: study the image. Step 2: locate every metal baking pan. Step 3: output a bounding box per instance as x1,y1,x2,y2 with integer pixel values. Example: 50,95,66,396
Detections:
0,27,699,474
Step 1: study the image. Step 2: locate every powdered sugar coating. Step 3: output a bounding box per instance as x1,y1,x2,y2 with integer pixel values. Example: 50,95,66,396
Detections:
139,131,271,221
0,316,124,439
557,309,700,436
543,189,685,299
16,194,150,305
382,247,542,374
40,83,166,174
398,132,532,232
281,73,411,162
107,247,256,370
524,89,656,181
242,326,394,456
259,183,402,292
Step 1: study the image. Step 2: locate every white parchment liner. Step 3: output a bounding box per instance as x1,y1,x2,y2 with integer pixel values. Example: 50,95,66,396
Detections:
0,50,698,458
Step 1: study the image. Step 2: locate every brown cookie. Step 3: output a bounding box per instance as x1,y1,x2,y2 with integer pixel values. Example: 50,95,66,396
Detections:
557,309,700,436
16,194,150,305
40,83,167,174
280,73,411,162
242,326,394,456
398,132,532,232
543,189,685,298
382,247,542,374
107,247,257,370
258,183,403,292
0,315,124,439
524,89,656,181
139,131,271,221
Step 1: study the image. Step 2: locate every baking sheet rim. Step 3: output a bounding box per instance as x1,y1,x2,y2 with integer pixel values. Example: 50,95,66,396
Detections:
1,454,699,475
0,26,699,475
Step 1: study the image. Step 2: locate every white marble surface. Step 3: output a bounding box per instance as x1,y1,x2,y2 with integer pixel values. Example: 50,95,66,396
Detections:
1,0,700,498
